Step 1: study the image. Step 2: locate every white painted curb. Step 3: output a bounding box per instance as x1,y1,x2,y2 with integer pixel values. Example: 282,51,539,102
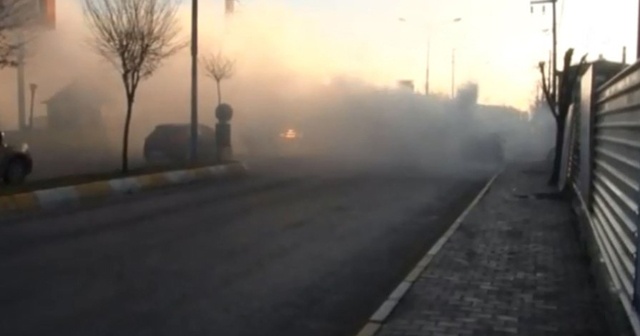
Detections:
0,162,248,213
354,170,502,336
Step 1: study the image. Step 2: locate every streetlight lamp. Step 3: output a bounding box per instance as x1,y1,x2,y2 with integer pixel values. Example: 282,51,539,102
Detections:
432,17,461,97
434,18,461,97
400,17,461,95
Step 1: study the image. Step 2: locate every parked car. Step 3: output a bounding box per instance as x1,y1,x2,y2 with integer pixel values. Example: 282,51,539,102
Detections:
144,124,216,164
0,131,33,185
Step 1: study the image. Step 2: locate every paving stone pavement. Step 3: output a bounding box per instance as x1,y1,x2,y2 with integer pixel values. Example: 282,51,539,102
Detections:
377,165,610,336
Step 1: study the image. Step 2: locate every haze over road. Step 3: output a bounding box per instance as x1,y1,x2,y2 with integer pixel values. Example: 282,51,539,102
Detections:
0,157,491,336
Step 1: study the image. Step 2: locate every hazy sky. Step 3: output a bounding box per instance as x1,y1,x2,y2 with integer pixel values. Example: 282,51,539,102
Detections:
51,0,640,110
237,0,638,109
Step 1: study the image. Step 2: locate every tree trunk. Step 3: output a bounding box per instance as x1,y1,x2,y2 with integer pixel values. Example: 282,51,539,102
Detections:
122,98,134,173
216,80,222,105
549,117,564,186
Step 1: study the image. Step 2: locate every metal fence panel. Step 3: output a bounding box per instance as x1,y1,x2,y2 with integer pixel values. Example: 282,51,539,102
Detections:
568,103,580,185
579,66,596,201
593,63,640,310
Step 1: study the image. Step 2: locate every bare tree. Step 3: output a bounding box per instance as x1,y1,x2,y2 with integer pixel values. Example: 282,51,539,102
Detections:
83,0,184,173
538,48,588,187
0,0,38,68
202,51,236,105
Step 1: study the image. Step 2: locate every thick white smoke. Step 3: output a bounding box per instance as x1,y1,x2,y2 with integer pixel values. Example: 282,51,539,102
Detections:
0,0,533,180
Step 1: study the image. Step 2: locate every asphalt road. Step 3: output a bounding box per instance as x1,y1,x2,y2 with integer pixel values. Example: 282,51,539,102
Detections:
0,157,491,336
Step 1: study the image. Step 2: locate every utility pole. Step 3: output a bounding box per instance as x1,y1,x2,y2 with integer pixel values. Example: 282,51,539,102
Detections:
425,38,430,95
531,0,557,108
451,48,455,98
551,0,557,108
427,17,461,96
190,0,198,162
16,32,26,130
548,50,552,86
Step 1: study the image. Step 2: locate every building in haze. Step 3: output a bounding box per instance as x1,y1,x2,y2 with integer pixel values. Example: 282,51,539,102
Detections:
43,80,107,131
397,80,414,92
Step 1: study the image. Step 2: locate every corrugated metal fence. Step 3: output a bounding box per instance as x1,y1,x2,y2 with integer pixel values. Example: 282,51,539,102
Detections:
567,61,640,332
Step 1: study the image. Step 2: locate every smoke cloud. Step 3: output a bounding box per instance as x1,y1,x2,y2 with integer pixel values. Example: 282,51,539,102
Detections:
0,0,537,180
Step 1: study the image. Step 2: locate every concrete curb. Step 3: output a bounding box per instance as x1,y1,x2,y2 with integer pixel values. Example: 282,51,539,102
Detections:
0,162,248,213
354,170,503,336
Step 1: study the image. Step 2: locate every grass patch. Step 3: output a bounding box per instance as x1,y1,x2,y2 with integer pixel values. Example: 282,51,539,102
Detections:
0,160,236,196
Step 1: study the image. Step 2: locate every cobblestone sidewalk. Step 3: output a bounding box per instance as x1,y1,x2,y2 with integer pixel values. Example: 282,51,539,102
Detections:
376,165,610,336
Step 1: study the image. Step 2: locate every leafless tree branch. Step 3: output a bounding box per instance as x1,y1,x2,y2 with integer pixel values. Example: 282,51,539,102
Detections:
0,0,40,68
544,48,589,187
537,61,557,118
83,0,185,172
202,51,236,82
84,0,186,97
202,51,236,105
557,49,588,121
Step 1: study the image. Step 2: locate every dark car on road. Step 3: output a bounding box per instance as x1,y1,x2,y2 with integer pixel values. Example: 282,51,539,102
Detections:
0,131,33,185
144,124,216,164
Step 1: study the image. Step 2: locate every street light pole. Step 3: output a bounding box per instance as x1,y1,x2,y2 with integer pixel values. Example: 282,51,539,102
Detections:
451,48,456,98
16,32,26,131
398,16,460,96
190,0,198,162
425,37,430,95
425,17,461,96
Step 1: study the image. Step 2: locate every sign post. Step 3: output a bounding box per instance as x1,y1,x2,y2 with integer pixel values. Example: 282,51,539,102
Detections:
14,0,56,130
16,31,26,130
28,83,37,129
215,103,233,162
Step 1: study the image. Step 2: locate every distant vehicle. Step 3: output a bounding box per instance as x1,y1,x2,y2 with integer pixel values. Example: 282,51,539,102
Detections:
463,133,505,165
277,127,305,156
241,125,305,157
0,131,33,185
279,128,303,141
144,124,216,164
